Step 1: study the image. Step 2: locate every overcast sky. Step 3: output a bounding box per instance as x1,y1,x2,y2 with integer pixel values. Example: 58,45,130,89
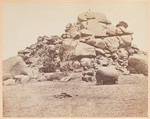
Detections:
3,2,149,60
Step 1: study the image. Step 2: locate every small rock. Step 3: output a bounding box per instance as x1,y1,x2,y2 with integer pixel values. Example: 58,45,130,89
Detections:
82,75,93,82
14,75,30,83
95,48,105,55
44,72,64,81
82,70,94,76
3,79,16,86
37,36,43,42
116,21,128,28
72,61,80,69
80,58,92,68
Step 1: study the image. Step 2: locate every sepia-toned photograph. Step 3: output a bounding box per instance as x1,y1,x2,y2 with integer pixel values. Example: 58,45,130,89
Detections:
2,1,149,117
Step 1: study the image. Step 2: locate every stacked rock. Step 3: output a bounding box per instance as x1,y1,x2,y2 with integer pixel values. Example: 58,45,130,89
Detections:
3,11,148,85
13,11,147,84
17,11,148,77
60,12,138,72
18,35,62,73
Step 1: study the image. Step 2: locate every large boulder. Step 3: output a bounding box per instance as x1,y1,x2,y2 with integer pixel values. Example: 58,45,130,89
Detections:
86,38,107,49
2,56,33,81
59,39,96,60
106,24,117,35
80,21,108,37
69,25,80,39
96,66,119,85
120,35,133,47
88,22,108,37
128,54,148,76
78,12,111,24
103,36,119,52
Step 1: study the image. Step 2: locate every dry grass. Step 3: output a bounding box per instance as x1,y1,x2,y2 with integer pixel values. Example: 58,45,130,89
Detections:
3,74,148,117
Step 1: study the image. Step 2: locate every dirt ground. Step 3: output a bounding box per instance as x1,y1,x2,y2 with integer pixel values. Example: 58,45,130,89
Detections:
3,74,148,117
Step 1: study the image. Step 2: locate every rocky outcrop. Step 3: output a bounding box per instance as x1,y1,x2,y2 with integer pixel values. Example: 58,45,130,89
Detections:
3,11,148,85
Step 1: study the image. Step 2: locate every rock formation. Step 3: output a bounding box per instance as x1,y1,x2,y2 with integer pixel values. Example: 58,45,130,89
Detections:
3,11,148,85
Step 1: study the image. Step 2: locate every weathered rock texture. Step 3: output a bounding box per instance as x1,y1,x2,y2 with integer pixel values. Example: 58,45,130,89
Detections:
3,11,148,85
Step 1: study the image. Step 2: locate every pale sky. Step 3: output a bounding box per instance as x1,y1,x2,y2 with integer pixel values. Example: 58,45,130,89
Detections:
3,2,149,60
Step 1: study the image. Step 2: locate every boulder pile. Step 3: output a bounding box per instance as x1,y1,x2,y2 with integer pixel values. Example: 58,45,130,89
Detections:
3,11,148,85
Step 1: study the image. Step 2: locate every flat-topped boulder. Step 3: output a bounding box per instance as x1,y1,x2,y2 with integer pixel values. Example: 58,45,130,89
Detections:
78,12,111,24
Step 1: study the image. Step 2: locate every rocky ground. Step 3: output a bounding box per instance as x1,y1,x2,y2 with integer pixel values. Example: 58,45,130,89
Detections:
3,74,148,117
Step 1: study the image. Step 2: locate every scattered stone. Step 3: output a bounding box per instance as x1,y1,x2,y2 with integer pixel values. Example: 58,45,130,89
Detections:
61,76,71,82
54,93,72,99
60,72,82,82
3,73,14,81
96,66,119,85
3,79,16,86
82,75,93,82
43,72,64,81
14,75,30,83
82,70,94,76
37,75,47,82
